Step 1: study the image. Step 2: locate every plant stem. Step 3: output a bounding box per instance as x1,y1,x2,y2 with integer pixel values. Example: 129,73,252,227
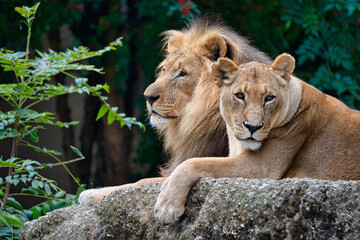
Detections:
18,140,82,187
50,157,85,167
9,193,59,201
2,116,20,208
2,156,85,174
48,153,81,187
25,21,31,61
10,60,20,83
23,99,43,109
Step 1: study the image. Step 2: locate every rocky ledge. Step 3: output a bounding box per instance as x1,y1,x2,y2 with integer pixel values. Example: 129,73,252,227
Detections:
20,178,360,239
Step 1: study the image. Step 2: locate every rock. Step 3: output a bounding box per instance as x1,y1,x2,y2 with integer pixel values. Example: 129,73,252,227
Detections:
20,178,360,239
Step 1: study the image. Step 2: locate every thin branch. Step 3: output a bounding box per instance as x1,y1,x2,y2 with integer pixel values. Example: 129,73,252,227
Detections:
20,140,81,187
2,116,20,208
47,153,81,187
0,95,15,108
23,99,43,110
10,61,20,83
60,70,77,79
25,22,31,61
7,156,85,174
9,193,59,201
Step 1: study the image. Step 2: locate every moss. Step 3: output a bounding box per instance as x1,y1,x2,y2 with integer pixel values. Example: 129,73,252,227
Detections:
21,178,360,240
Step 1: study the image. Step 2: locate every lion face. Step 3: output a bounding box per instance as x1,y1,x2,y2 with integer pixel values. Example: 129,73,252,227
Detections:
212,54,296,151
144,29,235,130
144,50,203,130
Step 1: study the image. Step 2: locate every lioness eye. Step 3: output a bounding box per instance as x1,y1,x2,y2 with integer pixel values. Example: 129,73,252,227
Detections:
265,95,275,102
176,71,187,79
235,92,245,101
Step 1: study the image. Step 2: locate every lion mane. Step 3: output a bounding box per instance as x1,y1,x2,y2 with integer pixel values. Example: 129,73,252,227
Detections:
155,17,271,176
79,17,271,205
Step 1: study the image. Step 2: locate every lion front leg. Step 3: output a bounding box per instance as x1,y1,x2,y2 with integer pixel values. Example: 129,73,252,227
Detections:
154,158,215,224
154,154,283,224
154,176,190,224
79,186,125,205
79,177,165,205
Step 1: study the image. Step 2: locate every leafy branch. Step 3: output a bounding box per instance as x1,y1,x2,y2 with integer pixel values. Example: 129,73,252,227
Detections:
0,3,144,238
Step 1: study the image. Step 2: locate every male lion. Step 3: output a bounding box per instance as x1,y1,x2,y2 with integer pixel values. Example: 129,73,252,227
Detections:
79,18,270,205
154,53,360,224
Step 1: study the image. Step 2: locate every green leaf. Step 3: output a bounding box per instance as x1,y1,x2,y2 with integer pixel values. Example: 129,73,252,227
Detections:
54,191,65,198
42,163,53,168
7,131,21,138
120,119,126,128
0,130,8,139
70,145,84,157
6,197,23,211
0,211,25,228
74,78,88,87
31,180,39,189
31,206,41,220
14,7,28,18
44,183,52,195
107,111,116,124
34,147,62,156
96,104,108,121
0,160,17,168
30,131,39,143
75,184,86,200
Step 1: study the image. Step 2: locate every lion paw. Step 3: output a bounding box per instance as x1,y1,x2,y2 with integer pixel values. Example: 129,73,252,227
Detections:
79,189,109,205
154,178,187,224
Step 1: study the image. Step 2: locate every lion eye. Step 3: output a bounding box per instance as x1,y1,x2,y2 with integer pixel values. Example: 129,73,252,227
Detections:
176,71,187,79
265,95,275,103
156,66,165,76
235,92,245,101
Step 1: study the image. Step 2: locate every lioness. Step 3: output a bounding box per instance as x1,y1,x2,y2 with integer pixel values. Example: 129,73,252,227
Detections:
154,53,360,224
79,18,271,205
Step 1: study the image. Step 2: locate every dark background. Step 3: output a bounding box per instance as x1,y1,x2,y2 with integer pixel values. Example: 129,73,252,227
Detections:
0,0,359,196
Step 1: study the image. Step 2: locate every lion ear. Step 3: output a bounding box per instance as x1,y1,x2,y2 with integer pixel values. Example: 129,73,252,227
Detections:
211,57,238,87
196,33,227,61
163,30,184,54
271,53,295,82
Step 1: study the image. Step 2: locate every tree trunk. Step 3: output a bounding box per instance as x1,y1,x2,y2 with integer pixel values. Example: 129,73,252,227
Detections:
48,27,78,192
69,0,146,187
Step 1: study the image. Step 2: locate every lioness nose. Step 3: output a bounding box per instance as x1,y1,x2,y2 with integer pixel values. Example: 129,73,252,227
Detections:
144,94,160,106
243,122,263,134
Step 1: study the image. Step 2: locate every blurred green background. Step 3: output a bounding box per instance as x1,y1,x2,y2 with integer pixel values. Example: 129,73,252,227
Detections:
0,0,359,193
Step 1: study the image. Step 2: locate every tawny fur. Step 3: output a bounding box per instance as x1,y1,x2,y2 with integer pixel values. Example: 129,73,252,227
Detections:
154,53,360,224
149,17,271,176
79,17,271,205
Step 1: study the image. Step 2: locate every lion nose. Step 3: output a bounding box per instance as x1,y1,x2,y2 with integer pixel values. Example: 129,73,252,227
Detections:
243,122,263,134
144,94,160,106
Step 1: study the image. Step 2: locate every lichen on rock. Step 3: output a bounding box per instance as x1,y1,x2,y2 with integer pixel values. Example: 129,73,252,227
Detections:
20,178,360,239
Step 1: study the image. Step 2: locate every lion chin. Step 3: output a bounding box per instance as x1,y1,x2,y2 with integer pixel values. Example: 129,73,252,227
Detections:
238,139,262,151
149,114,171,129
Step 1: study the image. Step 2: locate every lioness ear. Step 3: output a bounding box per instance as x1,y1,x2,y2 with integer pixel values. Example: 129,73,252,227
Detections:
211,57,238,87
196,33,227,61
271,53,295,82
163,30,184,54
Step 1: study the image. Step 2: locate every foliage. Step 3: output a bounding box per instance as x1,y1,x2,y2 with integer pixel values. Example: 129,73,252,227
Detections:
196,0,360,109
0,3,143,239
281,0,360,108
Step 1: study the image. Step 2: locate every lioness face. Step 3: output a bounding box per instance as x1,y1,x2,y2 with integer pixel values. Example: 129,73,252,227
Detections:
212,55,295,151
144,51,203,130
